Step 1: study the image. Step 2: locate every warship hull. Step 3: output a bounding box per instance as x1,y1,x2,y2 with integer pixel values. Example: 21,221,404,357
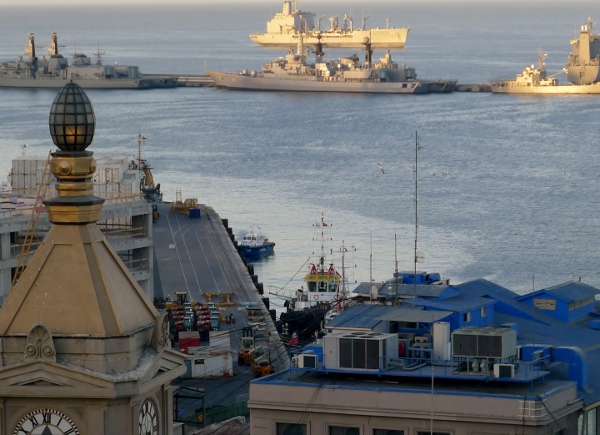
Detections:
490,81,600,94
206,70,427,94
0,76,176,89
250,28,409,49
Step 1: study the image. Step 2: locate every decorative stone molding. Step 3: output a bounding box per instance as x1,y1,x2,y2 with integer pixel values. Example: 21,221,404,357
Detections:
24,323,56,363
152,314,171,352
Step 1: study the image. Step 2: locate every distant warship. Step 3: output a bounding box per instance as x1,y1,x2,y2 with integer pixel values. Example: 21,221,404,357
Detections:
208,36,455,94
250,0,409,49
490,18,600,94
0,33,176,89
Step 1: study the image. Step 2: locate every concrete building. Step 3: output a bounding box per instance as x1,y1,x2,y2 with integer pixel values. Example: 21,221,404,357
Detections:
0,82,185,434
249,274,600,435
0,155,154,305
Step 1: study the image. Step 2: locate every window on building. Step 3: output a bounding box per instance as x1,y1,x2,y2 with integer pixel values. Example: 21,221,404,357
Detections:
398,321,418,329
463,312,471,323
330,426,360,435
481,306,487,317
578,408,597,435
416,431,452,435
589,408,597,435
373,430,404,435
277,423,307,435
533,298,556,310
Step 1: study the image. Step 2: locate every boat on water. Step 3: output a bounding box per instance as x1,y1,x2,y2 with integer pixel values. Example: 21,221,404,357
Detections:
0,33,177,89
490,18,600,94
271,214,355,313
250,0,409,49
207,36,455,94
238,227,276,259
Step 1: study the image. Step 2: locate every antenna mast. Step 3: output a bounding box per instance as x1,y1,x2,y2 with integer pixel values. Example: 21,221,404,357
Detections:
369,231,373,304
414,132,419,298
394,233,399,306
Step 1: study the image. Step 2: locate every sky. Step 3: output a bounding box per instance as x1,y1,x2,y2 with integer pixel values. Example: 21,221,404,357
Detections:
2,0,542,6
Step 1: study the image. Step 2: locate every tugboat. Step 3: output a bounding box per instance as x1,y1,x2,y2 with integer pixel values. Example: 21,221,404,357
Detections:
250,0,409,49
238,227,276,259
490,18,600,94
208,36,454,94
0,33,177,89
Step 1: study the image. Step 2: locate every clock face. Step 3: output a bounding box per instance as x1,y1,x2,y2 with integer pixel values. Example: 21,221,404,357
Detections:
138,399,159,435
14,408,80,435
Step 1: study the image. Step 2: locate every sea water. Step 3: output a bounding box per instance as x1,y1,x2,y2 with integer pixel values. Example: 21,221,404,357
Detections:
1,0,599,305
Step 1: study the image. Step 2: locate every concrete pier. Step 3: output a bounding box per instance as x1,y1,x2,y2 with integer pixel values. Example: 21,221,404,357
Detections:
153,202,289,422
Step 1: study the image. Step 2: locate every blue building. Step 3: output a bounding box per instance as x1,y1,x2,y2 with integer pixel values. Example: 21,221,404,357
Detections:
249,275,600,435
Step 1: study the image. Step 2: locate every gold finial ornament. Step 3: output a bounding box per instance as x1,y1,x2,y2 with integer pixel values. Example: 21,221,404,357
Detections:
45,82,104,224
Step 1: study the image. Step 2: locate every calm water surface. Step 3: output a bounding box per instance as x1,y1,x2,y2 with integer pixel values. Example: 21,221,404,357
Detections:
1,1,599,303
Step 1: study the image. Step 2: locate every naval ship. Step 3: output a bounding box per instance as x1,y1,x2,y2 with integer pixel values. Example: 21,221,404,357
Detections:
490,18,600,94
0,33,177,89
250,0,409,49
207,36,455,94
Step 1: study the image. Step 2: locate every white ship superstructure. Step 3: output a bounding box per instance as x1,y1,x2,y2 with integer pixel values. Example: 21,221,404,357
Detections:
490,18,600,94
250,0,409,49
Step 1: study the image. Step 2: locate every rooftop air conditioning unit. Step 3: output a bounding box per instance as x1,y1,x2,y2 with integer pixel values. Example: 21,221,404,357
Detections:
298,354,318,369
493,363,515,379
452,327,517,359
323,332,398,371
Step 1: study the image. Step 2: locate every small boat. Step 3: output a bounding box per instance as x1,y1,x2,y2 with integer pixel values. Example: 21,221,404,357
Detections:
238,227,275,259
270,214,356,312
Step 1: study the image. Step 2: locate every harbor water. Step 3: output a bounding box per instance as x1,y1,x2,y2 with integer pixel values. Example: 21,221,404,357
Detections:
1,0,600,305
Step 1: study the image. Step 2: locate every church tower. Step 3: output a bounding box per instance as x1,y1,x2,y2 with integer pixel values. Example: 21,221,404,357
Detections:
0,83,186,435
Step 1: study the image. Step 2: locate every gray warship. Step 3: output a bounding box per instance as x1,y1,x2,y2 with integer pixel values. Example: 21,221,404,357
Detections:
0,33,177,89
207,37,455,94
250,0,409,49
490,18,600,94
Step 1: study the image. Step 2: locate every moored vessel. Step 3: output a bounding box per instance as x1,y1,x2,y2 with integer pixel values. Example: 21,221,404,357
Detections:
490,18,600,94
238,227,276,259
208,36,454,94
0,33,177,89
250,0,409,49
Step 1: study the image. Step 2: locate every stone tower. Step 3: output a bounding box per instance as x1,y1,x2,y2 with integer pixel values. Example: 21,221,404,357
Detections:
0,83,186,435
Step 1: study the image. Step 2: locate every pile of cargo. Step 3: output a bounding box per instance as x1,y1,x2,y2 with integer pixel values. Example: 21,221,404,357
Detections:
168,305,191,333
194,304,212,332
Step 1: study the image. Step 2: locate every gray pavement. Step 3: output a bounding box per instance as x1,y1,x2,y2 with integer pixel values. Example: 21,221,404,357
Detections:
152,203,289,421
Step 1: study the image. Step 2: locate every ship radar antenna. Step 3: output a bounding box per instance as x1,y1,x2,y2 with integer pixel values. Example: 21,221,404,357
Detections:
537,47,547,71
93,43,105,66
363,36,373,68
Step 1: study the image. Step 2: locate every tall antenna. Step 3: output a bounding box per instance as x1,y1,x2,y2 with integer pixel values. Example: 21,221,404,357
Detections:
393,233,398,306
414,131,419,299
369,231,373,303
